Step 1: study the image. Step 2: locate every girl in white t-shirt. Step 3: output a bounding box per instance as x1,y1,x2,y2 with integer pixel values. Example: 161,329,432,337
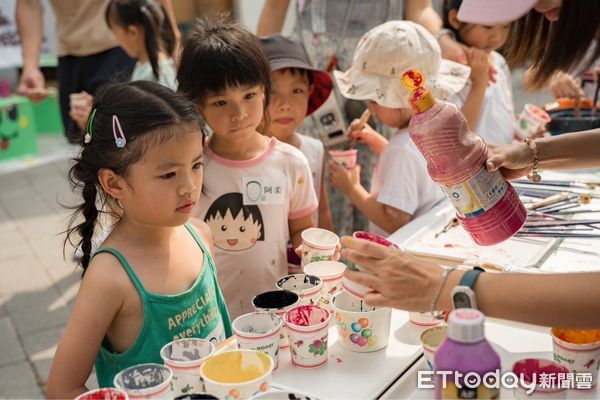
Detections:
330,21,470,236
177,20,318,318
443,0,517,144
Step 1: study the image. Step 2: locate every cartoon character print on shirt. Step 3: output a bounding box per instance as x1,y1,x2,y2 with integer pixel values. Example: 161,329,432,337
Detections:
204,193,265,251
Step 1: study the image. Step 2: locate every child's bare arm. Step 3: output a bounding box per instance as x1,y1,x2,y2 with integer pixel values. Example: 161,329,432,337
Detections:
329,162,411,234
317,161,334,231
289,214,314,250
46,257,124,399
461,48,489,130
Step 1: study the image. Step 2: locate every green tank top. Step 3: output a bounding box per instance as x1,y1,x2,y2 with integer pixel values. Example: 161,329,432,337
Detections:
93,223,232,388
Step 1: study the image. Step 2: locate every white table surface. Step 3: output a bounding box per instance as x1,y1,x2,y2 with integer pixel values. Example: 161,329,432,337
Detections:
270,309,425,399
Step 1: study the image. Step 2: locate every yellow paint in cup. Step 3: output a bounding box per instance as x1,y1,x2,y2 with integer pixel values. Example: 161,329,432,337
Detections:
201,350,271,383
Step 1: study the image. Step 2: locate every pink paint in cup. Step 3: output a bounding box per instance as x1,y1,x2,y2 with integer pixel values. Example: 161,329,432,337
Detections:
329,149,358,169
284,305,331,368
75,388,129,400
342,231,398,299
512,358,570,399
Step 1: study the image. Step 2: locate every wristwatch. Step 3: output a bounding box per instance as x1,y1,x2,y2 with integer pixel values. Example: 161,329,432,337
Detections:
451,267,485,309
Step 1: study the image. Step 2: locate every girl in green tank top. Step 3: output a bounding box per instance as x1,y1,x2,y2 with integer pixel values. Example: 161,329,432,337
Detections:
46,81,232,399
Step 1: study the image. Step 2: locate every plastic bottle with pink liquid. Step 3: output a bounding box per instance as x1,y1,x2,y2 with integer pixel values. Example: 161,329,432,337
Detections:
401,69,526,246
434,309,501,399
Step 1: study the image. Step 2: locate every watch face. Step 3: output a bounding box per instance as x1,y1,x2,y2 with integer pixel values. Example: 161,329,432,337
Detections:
453,292,472,309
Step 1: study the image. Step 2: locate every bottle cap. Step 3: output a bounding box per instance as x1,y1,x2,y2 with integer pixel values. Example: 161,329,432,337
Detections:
401,69,435,113
447,309,485,343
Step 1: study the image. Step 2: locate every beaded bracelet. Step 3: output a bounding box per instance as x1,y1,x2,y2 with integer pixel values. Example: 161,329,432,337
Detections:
523,138,541,183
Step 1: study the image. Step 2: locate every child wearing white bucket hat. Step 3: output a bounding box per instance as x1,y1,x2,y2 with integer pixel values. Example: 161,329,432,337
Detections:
329,20,470,236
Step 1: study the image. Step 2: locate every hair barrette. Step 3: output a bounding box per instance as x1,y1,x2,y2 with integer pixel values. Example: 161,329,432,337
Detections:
112,115,127,148
84,108,97,144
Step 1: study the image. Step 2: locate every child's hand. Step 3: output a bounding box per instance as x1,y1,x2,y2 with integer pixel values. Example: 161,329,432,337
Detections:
467,48,491,88
69,92,93,131
348,122,381,148
329,160,360,195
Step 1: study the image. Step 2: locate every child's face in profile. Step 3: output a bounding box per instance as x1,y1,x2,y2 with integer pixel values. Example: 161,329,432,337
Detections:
267,69,312,141
116,127,204,227
368,101,412,129
201,84,265,140
205,209,262,251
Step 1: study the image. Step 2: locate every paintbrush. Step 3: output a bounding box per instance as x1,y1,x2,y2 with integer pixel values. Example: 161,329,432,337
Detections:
346,108,372,149
593,72,599,118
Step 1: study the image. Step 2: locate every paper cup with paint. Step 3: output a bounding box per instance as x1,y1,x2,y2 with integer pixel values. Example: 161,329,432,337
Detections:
200,349,273,400
232,312,283,370
113,363,173,399
75,388,129,400
300,228,339,267
160,338,215,396
252,290,299,351
329,149,358,169
551,328,600,386
174,395,218,400
516,103,551,138
342,231,398,299
332,291,391,353
420,325,448,370
276,274,322,307
409,312,442,328
511,358,570,399
303,261,346,310
284,304,331,368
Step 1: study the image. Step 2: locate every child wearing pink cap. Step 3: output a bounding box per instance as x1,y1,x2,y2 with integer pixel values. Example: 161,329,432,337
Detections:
443,0,517,145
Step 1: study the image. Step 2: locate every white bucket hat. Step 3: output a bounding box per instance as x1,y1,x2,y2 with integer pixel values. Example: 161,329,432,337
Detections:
334,21,470,109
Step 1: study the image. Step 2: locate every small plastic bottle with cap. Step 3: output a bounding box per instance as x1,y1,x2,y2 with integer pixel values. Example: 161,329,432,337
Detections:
401,69,527,246
434,309,501,399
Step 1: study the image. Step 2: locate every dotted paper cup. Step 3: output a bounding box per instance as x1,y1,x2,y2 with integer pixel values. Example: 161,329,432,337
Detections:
200,349,273,400
420,325,448,370
332,291,391,353
512,358,570,399
232,312,283,370
113,363,173,399
252,290,300,351
303,261,346,310
342,231,398,299
516,103,551,138
75,388,129,400
276,274,323,307
551,328,600,387
329,149,358,169
300,228,339,267
285,305,331,368
160,338,215,396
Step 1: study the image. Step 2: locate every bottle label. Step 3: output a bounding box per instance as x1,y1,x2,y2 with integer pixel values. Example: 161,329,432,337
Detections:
441,166,506,218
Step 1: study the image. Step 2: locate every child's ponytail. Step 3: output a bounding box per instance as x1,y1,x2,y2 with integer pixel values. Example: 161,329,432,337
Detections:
139,5,161,80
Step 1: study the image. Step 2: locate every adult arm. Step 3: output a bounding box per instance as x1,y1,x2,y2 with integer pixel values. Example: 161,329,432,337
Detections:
341,236,600,328
257,0,291,36
486,129,600,180
16,0,46,100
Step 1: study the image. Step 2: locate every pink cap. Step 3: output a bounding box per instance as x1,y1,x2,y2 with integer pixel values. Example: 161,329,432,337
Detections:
457,0,537,25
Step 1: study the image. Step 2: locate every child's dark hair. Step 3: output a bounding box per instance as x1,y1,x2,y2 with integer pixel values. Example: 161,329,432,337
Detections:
204,193,265,241
177,19,272,132
443,0,465,40
65,81,202,272
277,68,313,86
106,0,176,80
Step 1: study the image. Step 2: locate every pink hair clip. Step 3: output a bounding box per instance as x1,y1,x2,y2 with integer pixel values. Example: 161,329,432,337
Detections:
112,115,127,148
